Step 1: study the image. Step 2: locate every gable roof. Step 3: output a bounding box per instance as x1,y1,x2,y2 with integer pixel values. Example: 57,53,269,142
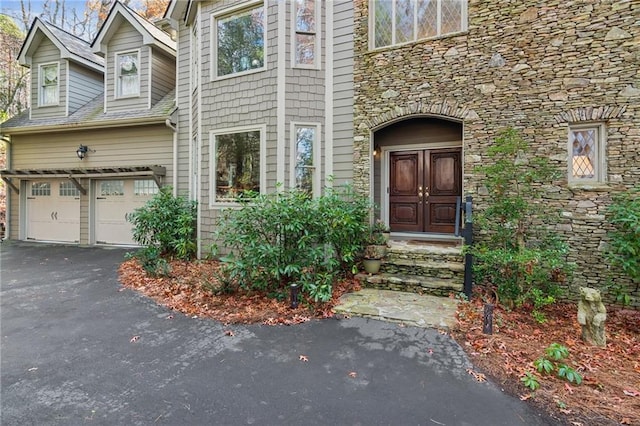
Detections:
91,1,176,57
0,89,176,135
17,18,105,71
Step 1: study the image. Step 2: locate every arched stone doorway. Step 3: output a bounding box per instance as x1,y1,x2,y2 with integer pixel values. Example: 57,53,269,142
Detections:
373,117,463,235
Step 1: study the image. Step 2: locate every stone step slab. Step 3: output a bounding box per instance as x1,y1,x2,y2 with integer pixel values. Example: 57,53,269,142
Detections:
356,272,463,297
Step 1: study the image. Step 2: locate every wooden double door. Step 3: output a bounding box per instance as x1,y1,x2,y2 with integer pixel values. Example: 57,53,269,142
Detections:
389,148,461,234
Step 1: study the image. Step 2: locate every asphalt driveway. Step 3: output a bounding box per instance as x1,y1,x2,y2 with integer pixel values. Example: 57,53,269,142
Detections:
1,242,553,425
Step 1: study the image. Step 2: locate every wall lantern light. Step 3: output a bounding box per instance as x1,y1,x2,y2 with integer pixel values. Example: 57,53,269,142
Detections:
76,145,94,160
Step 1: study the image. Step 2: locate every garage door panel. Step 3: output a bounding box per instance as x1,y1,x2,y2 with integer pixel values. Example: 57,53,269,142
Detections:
95,179,156,245
26,181,80,243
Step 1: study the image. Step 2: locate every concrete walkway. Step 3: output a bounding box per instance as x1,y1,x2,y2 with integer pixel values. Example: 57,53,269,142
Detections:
334,288,459,329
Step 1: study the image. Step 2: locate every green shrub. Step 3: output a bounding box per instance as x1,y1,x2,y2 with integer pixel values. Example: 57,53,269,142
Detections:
471,128,573,312
213,185,371,302
606,186,640,291
128,186,197,260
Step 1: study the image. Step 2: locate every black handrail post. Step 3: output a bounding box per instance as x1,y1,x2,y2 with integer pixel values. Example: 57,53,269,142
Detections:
463,195,473,299
454,196,461,237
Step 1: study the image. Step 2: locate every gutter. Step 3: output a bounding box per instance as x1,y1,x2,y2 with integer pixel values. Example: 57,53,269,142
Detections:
1,116,169,136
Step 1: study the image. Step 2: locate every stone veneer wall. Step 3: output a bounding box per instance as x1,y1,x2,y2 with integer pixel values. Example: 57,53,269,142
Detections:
353,0,640,306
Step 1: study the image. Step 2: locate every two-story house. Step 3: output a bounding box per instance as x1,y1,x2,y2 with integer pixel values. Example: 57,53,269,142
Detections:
0,2,177,245
166,0,356,256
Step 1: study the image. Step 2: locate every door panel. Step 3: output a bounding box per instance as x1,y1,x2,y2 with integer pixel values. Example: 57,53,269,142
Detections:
389,148,461,234
26,181,80,243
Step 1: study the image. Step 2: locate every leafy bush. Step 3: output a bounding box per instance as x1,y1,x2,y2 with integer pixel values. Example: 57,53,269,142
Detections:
213,185,371,302
128,186,197,260
606,186,640,292
471,128,573,313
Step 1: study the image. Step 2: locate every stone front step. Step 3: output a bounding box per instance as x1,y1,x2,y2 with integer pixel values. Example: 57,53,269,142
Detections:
382,258,464,280
356,272,463,297
382,240,465,281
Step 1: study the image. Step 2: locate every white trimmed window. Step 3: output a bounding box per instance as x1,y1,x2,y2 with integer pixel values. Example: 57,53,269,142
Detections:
291,123,320,196
31,182,51,196
293,0,319,67
372,0,468,49
116,51,140,97
211,126,265,204
213,2,265,78
134,180,159,196
59,182,80,197
569,124,606,183
39,63,59,106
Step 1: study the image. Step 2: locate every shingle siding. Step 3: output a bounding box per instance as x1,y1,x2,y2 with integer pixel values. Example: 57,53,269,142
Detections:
30,38,67,119
67,62,103,114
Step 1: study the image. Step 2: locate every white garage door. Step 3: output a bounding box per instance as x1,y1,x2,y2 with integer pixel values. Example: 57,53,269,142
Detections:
95,179,158,245
26,181,80,243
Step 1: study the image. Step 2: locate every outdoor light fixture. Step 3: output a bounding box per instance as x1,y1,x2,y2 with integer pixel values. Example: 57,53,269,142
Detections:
76,145,93,160
373,144,380,157
290,283,300,309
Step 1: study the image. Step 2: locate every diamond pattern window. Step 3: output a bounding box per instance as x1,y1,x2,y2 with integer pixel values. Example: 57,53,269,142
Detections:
215,3,265,77
40,63,59,106
569,125,605,183
373,0,467,49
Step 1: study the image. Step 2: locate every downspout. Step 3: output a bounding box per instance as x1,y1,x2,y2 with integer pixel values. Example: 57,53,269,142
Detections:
1,135,12,240
165,114,178,195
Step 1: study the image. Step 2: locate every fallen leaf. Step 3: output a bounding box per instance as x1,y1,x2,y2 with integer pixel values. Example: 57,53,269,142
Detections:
27,367,38,372
427,348,434,355
438,329,447,335
167,315,174,319
224,330,235,337
519,394,531,401
564,383,574,394
348,371,357,378
620,418,631,425
130,335,140,343
622,389,640,397
560,408,572,414
299,355,309,362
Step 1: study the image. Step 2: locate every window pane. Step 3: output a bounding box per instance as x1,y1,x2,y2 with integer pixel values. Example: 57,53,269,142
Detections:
395,0,414,44
417,0,437,38
215,131,260,202
41,65,58,105
59,182,80,197
118,53,139,96
134,180,159,196
295,127,315,193
217,5,264,76
31,182,51,196
374,0,393,48
571,129,597,179
100,180,124,196
296,34,316,65
441,0,463,34
295,0,315,32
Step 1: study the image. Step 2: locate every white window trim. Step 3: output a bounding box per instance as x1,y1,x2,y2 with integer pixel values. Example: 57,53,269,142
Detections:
209,124,267,208
291,0,321,69
190,15,200,92
114,49,141,99
290,122,321,197
38,61,60,107
568,123,606,185
368,0,469,51
211,0,267,81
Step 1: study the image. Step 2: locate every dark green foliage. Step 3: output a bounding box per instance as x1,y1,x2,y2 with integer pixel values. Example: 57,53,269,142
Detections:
531,343,582,386
471,128,573,313
606,186,640,292
213,186,371,302
128,186,197,260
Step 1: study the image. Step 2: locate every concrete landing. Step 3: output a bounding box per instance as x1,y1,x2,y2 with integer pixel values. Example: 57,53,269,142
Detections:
333,288,459,329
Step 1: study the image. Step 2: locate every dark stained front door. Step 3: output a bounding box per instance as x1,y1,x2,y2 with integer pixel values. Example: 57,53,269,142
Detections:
389,148,461,233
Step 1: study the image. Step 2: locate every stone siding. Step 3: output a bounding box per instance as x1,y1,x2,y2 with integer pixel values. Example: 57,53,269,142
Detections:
353,0,640,306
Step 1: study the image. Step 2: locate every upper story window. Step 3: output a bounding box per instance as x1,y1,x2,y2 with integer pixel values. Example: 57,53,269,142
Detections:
39,63,59,106
372,0,468,49
214,2,265,78
293,0,319,67
116,51,140,98
569,124,606,184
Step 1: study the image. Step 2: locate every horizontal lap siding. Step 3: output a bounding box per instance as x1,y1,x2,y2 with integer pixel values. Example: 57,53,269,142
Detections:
68,62,103,114
106,22,148,112
31,38,67,119
332,1,354,186
175,21,191,196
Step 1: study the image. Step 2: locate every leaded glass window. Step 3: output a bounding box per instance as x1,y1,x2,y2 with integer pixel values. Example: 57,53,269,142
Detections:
373,0,467,49
40,63,59,106
294,0,317,66
214,130,261,202
116,52,139,97
569,125,604,182
216,4,265,77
